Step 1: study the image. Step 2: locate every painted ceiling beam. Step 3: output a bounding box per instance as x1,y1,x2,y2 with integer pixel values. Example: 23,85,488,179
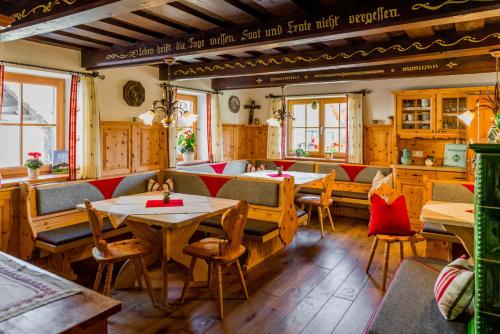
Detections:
0,0,171,42
82,0,500,69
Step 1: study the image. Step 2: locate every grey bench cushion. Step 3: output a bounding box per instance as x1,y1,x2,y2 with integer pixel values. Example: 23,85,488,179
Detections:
201,216,278,237
366,257,467,334
36,218,122,246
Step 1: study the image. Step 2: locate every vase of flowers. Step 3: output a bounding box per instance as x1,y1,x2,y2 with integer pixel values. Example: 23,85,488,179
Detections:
25,152,43,179
295,143,308,157
178,129,196,162
425,154,435,167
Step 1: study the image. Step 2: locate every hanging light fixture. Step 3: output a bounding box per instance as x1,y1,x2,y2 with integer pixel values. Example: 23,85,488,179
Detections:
267,86,293,126
138,57,193,128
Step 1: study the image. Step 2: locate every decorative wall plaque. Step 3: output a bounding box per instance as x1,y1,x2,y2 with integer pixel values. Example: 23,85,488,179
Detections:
123,80,145,107
229,95,240,113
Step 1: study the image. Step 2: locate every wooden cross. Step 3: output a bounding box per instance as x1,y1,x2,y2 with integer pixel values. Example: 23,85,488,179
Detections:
244,100,261,125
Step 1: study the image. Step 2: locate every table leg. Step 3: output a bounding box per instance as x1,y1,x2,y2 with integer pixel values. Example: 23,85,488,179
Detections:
114,221,161,290
442,225,475,259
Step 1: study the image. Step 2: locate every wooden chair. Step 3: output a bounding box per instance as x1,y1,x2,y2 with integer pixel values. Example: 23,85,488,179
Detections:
296,171,336,238
84,200,156,305
364,187,424,290
180,201,249,320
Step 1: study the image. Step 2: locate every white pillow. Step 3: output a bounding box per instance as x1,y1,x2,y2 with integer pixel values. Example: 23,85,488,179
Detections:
368,171,393,199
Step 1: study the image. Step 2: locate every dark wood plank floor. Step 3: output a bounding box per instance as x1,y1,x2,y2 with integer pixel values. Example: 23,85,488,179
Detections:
73,216,425,334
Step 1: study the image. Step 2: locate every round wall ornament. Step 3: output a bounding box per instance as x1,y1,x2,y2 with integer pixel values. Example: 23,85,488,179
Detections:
229,95,240,113
123,80,145,107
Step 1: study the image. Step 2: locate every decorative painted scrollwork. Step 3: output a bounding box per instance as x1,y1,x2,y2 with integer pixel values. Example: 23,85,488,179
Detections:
412,0,494,11
10,0,77,22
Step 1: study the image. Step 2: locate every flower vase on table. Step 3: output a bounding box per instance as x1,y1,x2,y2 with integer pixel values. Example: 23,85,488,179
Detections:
24,152,43,179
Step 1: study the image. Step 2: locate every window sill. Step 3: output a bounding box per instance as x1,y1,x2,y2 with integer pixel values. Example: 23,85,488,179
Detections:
285,156,346,163
0,173,69,188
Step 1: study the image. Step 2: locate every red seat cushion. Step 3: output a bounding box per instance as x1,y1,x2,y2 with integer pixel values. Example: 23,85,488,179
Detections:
368,194,415,236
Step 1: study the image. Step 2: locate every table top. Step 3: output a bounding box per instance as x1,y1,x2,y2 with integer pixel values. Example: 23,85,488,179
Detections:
0,252,121,334
77,192,240,229
420,201,474,228
240,170,326,186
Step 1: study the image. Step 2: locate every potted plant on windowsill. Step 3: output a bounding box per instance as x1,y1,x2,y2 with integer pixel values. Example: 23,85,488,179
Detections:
295,143,308,158
25,152,43,179
178,129,196,163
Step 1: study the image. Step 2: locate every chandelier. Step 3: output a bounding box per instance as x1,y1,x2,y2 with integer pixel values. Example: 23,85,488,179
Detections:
267,86,293,126
139,57,191,128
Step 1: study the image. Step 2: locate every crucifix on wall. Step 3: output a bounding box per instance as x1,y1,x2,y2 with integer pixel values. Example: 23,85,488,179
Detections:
244,100,261,125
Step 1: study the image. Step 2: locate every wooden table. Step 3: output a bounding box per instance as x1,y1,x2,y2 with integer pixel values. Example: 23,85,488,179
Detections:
77,192,239,305
420,201,475,258
0,252,121,334
240,170,326,193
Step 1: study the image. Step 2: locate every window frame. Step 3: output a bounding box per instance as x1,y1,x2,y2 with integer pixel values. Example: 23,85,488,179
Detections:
176,93,198,161
287,97,347,159
0,72,65,177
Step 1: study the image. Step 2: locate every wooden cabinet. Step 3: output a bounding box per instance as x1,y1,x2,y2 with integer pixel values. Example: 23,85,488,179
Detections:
0,188,20,256
222,124,268,160
436,92,467,135
396,92,435,136
364,125,393,166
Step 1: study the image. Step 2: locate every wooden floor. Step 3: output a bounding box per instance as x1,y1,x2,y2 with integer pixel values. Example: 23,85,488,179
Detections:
73,215,425,334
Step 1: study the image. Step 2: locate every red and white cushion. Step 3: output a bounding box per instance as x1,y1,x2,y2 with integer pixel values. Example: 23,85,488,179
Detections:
246,163,265,173
147,177,174,192
434,256,474,320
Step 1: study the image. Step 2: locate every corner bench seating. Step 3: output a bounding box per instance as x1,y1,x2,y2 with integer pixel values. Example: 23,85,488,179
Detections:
19,171,159,279
366,257,467,334
162,170,299,269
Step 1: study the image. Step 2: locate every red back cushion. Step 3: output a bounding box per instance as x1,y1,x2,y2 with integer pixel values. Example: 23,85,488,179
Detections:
368,194,415,236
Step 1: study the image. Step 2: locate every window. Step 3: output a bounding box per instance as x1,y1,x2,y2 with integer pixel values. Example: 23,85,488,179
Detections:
0,72,65,172
176,93,198,161
288,97,347,158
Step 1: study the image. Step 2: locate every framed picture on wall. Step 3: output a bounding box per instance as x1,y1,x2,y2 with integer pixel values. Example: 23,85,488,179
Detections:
443,144,467,168
52,150,69,174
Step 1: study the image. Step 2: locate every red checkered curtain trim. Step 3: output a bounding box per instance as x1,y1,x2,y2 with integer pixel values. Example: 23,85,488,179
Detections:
207,93,213,162
280,97,286,159
68,75,79,180
0,64,4,118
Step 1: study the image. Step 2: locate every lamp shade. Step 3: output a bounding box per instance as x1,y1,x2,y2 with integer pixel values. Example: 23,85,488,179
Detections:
266,118,280,127
139,110,155,125
458,110,476,126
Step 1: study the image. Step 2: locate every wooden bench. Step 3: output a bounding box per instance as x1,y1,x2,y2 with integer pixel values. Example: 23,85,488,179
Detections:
421,177,474,260
19,171,159,280
162,170,300,270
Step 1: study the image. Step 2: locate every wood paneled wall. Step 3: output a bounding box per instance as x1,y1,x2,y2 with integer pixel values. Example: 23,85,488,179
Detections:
100,122,167,176
222,124,268,161
363,125,393,166
0,188,20,256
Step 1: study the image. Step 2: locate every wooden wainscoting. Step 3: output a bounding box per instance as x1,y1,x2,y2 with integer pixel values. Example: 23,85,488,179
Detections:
0,188,20,256
101,122,167,176
222,124,268,161
364,125,394,166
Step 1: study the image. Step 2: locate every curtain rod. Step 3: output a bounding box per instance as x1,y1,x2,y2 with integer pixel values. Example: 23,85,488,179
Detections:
163,82,223,95
0,60,105,79
265,89,371,99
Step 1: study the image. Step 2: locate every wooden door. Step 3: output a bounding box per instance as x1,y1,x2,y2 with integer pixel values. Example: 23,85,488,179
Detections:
222,125,235,161
364,125,393,166
132,125,161,172
101,123,132,176
235,126,248,159
254,126,268,159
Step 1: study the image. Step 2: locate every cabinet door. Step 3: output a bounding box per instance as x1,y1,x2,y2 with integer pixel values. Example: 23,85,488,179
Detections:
234,126,248,159
397,93,435,134
396,179,425,230
436,93,467,136
364,125,393,166
222,126,235,161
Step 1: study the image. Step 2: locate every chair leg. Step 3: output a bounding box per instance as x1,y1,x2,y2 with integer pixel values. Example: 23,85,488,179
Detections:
138,257,156,307
162,258,168,305
207,261,213,289
180,257,197,305
382,242,390,291
317,206,324,238
133,259,143,290
300,203,305,210
93,264,104,292
307,205,313,227
104,263,114,297
215,263,224,320
410,241,418,257
399,242,405,263
326,206,335,231
235,259,249,300
366,237,378,273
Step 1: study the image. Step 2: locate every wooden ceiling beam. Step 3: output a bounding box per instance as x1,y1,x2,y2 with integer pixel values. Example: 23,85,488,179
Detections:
99,17,166,39
245,50,265,57
218,54,238,60
405,27,434,39
132,10,199,34
291,0,325,13
52,31,114,47
165,27,500,79
26,36,92,51
223,0,274,20
455,19,486,32
82,1,500,69
212,55,495,90
167,1,230,27
75,24,138,43
274,46,295,54
362,33,391,43
0,0,170,42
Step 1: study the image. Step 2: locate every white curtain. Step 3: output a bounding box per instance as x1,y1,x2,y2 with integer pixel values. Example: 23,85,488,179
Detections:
167,88,178,168
79,77,100,179
267,98,282,159
211,93,223,162
347,93,364,164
